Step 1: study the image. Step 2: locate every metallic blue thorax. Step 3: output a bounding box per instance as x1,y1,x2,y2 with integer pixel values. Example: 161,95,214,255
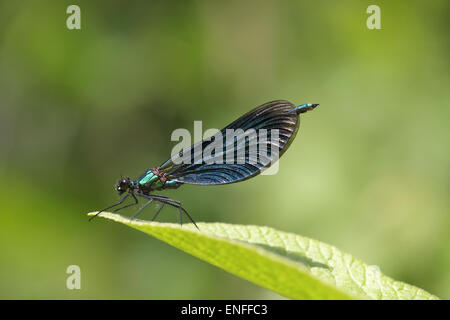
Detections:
136,169,179,192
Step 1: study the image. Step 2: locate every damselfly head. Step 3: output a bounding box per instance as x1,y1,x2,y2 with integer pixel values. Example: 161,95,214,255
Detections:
115,177,131,195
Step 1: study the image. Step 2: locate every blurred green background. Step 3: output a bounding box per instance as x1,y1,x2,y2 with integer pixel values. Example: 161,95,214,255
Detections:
0,0,449,299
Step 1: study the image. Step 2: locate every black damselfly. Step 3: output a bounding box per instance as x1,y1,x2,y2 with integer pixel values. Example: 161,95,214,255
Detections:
91,100,318,228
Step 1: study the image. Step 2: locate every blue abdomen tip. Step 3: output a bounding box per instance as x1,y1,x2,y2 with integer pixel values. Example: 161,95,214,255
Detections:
295,103,319,114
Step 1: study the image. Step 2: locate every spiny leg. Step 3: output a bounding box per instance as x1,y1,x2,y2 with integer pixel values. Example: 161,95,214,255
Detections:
130,199,153,220
90,193,130,221
151,203,165,221
136,193,199,229
150,195,180,204
129,199,165,221
154,198,198,230
178,204,197,229
113,193,138,213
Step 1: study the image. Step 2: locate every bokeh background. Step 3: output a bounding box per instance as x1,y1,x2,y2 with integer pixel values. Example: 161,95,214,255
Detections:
0,0,449,299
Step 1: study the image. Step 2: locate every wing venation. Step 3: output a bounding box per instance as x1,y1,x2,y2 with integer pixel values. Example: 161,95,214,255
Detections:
159,100,301,185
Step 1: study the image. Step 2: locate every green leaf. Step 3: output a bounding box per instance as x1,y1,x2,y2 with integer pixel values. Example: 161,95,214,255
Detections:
88,212,438,300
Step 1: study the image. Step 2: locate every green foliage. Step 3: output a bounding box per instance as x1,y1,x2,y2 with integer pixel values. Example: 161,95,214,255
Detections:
89,212,438,300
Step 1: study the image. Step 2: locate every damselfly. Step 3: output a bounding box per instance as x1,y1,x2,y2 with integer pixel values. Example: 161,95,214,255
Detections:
91,100,318,228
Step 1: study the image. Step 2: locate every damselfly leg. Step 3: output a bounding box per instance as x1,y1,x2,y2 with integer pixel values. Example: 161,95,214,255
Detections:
135,193,199,229
112,193,138,213
89,193,130,221
130,199,153,220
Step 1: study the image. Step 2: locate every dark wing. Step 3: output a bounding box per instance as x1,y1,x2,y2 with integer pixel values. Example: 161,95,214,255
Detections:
159,100,301,185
